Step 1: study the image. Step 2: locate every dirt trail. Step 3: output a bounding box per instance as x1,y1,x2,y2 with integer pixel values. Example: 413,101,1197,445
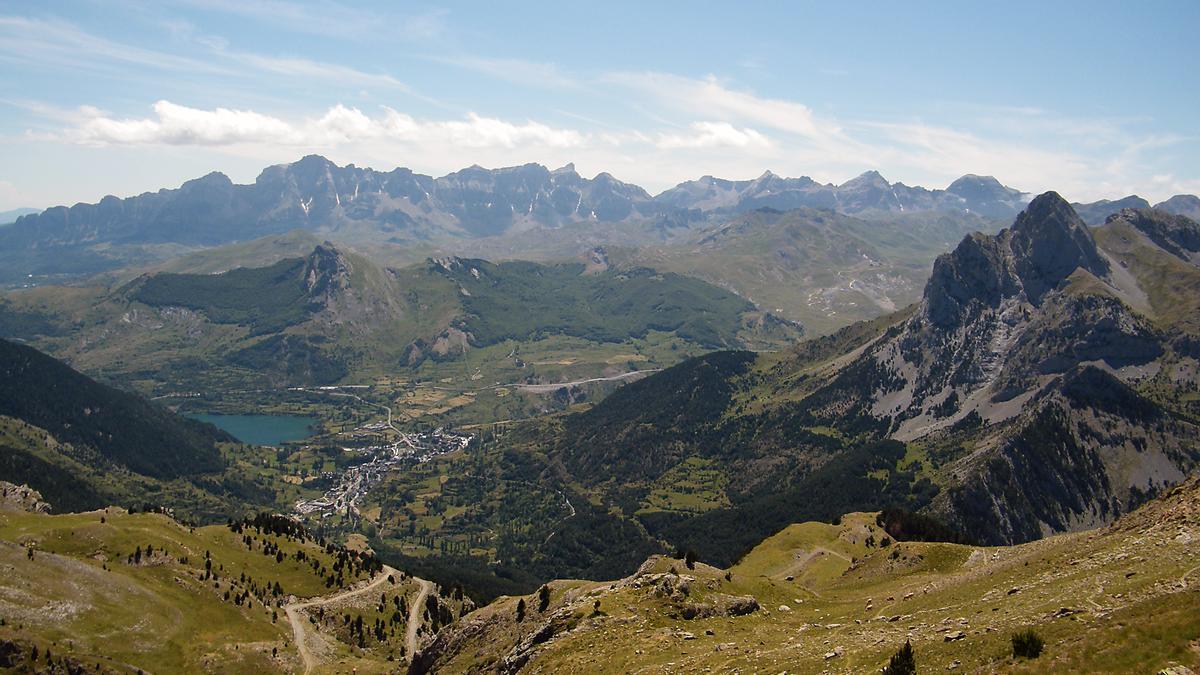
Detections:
406,577,434,659
284,565,400,674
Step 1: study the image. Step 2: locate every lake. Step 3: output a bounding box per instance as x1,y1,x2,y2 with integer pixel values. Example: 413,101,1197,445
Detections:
189,413,318,446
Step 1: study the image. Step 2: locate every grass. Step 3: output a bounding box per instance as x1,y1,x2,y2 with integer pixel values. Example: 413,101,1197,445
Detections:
418,479,1200,673
0,508,374,672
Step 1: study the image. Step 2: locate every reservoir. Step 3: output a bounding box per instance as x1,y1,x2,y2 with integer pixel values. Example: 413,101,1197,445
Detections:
189,413,317,446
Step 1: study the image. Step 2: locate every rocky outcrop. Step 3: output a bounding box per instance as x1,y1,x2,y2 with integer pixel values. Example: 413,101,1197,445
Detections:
934,366,1199,544
1114,208,1200,264
410,557,760,674
1007,192,1110,303
785,194,1200,543
0,481,51,513
658,170,1030,218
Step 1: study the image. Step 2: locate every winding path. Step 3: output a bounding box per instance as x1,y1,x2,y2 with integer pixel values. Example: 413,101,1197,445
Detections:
284,565,400,674
406,577,434,659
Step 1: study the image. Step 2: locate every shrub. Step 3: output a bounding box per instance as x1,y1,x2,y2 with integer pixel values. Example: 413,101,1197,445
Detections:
1012,629,1044,658
884,639,915,674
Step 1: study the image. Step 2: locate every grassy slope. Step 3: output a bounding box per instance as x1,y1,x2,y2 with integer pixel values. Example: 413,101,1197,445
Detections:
0,509,367,673
0,506,471,673
421,478,1200,673
1,244,799,401
621,209,996,335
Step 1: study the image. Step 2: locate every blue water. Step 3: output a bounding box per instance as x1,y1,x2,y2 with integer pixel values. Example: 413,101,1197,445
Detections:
189,413,317,446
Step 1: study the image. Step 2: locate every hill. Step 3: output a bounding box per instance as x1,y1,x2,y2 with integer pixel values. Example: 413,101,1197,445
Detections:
620,206,999,334
413,476,1200,673
1071,195,1151,225
4,472,1196,673
0,243,801,431
0,503,470,673
404,196,1200,596
0,338,310,521
0,336,221,483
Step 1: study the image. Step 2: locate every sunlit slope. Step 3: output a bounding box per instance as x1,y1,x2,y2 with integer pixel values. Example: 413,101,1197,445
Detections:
415,479,1200,673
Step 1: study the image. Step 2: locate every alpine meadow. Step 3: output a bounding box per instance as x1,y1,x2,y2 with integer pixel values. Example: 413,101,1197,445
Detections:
1,2,1198,673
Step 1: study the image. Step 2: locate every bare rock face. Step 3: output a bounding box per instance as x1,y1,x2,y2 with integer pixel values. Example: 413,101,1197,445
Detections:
865,192,1162,438
923,191,1106,329
784,194,1200,543
0,482,51,513
932,366,1199,544
1007,192,1109,303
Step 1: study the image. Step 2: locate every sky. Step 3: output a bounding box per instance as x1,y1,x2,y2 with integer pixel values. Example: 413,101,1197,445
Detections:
1,1,1198,211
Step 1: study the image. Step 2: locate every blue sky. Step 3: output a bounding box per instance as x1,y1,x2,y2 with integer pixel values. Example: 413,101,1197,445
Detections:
1,1,1198,210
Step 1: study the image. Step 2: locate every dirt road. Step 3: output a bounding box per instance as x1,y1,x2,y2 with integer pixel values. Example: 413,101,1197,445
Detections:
406,577,434,659
284,565,400,674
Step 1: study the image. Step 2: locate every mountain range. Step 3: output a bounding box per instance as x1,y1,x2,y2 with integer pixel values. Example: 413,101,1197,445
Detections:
6,155,1194,286
2,171,1200,672
453,194,1200,589
0,242,801,400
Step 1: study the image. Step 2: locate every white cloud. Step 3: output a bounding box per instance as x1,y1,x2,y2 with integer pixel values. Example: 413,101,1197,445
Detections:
71,101,295,145
656,122,771,150
62,101,587,150
223,51,412,92
607,72,856,148
0,15,426,103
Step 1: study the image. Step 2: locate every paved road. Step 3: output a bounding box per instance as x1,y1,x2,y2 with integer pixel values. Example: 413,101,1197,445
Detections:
510,369,660,393
284,565,400,674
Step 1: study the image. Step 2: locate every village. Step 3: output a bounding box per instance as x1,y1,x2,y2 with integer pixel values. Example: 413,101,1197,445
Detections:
293,426,473,519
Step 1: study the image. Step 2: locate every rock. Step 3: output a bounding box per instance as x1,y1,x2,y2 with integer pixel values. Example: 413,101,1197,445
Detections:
0,482,52,514
944,630,966,642
948,660,962,670
823,646,844,660
679,632,696,640
778,605,791,612
679,593,758,620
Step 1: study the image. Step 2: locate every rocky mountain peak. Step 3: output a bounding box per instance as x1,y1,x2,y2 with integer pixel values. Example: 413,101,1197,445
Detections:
923,231,1015,327
946,174,1002,197
922,193,1109,327
181,171,234,190
303,242,352,296
1008,191,1109,303
841,170,889,189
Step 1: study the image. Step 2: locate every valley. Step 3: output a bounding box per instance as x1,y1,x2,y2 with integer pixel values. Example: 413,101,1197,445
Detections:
4,4,1199,671
2,160,1199,673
